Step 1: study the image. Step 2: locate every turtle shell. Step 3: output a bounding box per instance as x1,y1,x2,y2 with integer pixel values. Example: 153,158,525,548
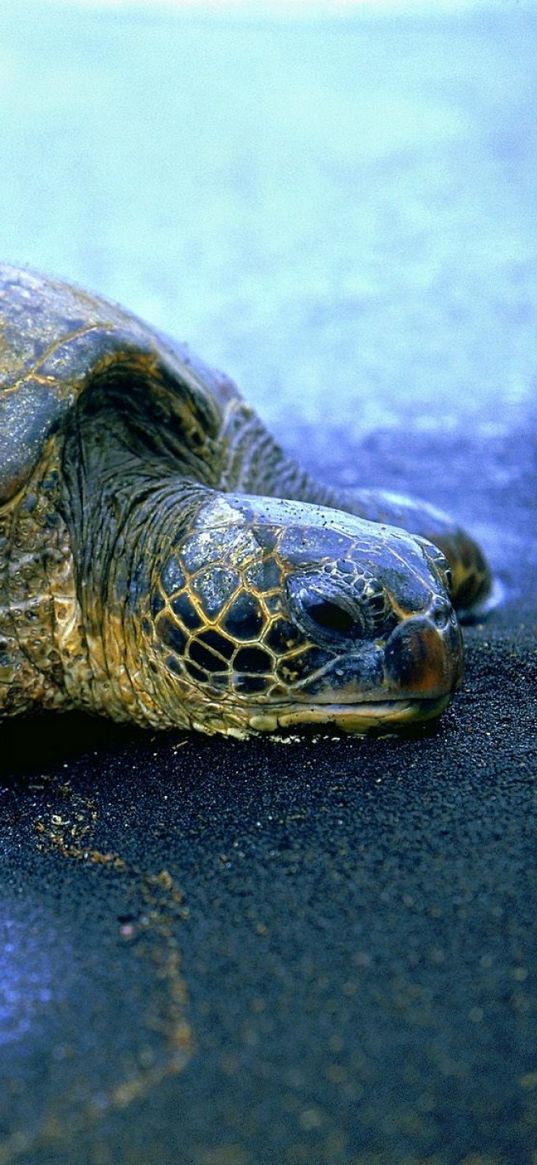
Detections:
0,264,239,503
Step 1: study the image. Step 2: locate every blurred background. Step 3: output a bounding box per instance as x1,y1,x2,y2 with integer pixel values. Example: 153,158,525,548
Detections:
1,0,536,457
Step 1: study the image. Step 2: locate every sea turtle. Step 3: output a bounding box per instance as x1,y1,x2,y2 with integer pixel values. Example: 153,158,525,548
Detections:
0,265,490,737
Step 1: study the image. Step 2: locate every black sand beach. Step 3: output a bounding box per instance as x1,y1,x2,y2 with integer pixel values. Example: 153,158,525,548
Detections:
0,6,536,1163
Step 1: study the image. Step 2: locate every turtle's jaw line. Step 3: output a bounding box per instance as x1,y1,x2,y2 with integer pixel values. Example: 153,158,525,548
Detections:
243,694,453,735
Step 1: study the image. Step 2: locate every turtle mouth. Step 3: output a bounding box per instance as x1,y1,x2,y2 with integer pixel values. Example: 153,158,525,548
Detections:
244,693,453,734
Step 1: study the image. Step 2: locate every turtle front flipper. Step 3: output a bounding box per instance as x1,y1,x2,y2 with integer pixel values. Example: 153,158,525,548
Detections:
217,398,492,618
290,480,493,619
328,487,493,619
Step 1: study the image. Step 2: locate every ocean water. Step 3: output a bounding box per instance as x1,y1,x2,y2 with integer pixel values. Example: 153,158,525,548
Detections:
0,1,535,440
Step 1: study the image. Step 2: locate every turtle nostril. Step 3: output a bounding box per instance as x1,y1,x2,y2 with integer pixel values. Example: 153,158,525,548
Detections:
303,598,356,637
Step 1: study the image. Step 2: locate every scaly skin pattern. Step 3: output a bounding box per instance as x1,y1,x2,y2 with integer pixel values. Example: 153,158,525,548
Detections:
0,439,88,715
0,265,491,735
141,494,464,736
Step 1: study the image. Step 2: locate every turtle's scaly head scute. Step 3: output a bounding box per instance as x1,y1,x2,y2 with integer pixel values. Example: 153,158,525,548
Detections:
138,493,464,736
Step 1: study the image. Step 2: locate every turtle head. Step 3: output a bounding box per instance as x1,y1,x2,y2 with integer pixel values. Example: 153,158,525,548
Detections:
141,492,463,736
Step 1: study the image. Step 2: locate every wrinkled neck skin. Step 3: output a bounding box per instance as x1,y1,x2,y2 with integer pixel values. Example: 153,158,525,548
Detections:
62,422,211,727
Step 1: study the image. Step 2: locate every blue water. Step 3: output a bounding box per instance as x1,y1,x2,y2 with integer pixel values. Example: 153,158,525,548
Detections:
0,3,536,440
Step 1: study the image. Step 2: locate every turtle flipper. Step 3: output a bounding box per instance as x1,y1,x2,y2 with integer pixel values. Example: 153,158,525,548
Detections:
218,398,492,616
296,482,492,617
330,487,493,617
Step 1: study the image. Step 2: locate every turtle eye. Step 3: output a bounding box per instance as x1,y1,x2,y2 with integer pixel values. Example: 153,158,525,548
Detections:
286,574,366,643
286,573,391,644
305,598,357,637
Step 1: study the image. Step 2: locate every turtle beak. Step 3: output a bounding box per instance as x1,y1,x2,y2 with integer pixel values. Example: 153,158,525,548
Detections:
383,598,464,699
